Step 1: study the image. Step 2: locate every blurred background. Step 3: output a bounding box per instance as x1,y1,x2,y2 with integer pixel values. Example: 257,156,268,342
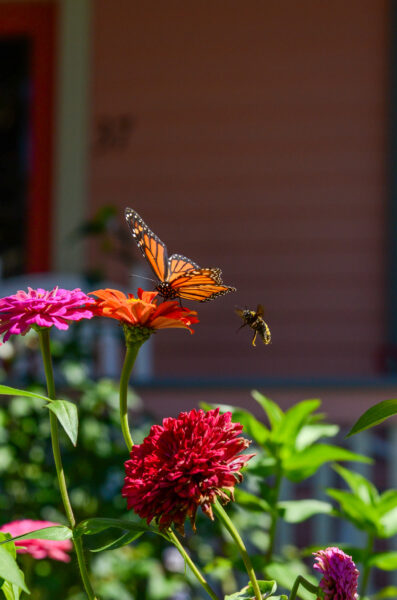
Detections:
1,0,396,419
1,1,397,597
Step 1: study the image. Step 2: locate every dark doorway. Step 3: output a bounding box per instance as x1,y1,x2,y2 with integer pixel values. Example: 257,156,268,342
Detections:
0,37,30,277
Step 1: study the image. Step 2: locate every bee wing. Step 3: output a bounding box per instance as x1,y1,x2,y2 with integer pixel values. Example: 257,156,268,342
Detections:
256,304,265,317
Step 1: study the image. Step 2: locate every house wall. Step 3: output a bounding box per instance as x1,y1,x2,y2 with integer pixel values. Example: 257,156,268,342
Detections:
90,0,388,380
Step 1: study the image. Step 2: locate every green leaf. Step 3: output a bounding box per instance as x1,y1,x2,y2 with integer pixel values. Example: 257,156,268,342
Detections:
0,526,72,546
251,391,284,429
278,500,333,523
0,534,20,600
368,552,397,570
379,507,397,537
46,400,78,446
326,489,380,533
347,399,397,436
265,562,318,600
225,580,277,599
0,385,50,403
248,456,277,478
374,587,397,599
74,518,157,539
273,400,321,445
333,464,378,504
283,444,370,482
0,534,15,559
230,410,269,446
377,490,397,516
234,489,271,513
2,581,21,600
295,424,339,451
89,530,144,553
0,535,29,594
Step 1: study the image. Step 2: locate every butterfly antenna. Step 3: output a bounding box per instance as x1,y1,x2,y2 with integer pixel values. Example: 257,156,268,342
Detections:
128,273,157,284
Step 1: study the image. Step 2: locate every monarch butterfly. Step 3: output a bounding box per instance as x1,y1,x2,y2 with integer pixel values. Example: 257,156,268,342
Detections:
125,208,236,302
236,305,271,347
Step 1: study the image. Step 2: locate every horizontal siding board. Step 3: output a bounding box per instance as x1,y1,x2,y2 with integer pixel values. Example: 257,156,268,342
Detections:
91,0,387,379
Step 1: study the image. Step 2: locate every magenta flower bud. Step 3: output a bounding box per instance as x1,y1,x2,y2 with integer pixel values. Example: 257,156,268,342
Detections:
313,547,359,600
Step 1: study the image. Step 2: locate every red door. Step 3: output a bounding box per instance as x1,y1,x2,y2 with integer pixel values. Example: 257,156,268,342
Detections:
0,3,56,274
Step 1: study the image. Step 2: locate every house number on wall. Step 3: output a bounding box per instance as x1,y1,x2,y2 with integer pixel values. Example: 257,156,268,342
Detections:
93,115,134,151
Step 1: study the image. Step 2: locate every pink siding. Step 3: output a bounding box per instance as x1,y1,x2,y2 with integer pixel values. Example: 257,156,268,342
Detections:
90,0,388,379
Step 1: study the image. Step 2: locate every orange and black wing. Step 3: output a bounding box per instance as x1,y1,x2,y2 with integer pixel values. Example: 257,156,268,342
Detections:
125,208,168,282
169,267,236,302
168,253,200,280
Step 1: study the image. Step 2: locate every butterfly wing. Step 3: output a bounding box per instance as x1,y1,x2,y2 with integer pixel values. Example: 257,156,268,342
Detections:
168,253,200,280
170,268,236,302
125,209,236,302
125,208,168,282
168,254,235,301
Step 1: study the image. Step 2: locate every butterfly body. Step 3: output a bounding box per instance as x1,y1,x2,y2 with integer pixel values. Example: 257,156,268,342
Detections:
125,208,236,302
236,305,271,346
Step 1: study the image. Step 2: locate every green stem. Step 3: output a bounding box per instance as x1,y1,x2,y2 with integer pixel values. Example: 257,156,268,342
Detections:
119,343,141,450
167,529,220,600
290,575,320,600
360,532,375,597
213,501,262,600
120,338,217,599
265,458,282,564
38,329,98,600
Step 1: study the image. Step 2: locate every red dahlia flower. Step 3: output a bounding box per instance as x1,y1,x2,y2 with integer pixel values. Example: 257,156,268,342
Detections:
0,287,94,344
313,547,359,600
122,408,254,533
90,288,198,335
0,520,72,562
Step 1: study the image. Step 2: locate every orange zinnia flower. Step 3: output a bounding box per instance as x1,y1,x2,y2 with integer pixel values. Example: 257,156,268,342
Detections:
90,288,199,334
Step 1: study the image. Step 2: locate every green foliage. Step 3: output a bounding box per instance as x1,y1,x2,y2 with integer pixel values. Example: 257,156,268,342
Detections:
348,399,397,436
0,363,179,600
46,400,78,446
277,500,333,523
2,336,394,599
224,580,282,600
0,386,50,403
0,526,72,545
327,464,397,539
205,393,369,485
0,533,29,596
265,562,317,600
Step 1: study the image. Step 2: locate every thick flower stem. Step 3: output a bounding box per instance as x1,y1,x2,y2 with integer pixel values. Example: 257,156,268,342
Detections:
119,342,142,450
38,329,97,600
360,532,374,597
289,575,320,600
213,501,262,600
167,529,220,600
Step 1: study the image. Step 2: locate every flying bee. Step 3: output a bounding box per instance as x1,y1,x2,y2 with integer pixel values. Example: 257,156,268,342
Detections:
235,304,271,347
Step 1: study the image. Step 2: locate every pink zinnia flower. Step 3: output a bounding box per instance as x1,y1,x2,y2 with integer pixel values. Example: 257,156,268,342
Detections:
0,287,95,344
0,520,72,562
313,547,359,600
122,408,254,533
